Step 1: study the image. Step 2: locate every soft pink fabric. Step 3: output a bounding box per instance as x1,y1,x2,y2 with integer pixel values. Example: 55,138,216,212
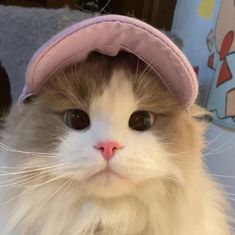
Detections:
19,15,198,108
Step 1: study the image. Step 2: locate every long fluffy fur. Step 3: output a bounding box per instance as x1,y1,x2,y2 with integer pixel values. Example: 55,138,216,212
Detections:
0,52,232,235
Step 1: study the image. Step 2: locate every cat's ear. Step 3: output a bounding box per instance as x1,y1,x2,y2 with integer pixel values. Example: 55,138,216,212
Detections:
188,104,212,122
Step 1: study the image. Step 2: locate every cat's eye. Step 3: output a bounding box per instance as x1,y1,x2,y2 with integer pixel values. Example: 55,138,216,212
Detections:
64,109,90,130
129,111,155,131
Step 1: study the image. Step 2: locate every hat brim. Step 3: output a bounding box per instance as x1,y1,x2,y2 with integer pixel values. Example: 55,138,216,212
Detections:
19,15,198,108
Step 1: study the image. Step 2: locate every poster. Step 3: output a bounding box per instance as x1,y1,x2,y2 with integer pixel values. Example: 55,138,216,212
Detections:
172,0,235,129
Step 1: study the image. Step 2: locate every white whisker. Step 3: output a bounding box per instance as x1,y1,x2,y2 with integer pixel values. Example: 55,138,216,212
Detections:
206,131,224,147
36,177,75,212
0,163,58,170
204,138,235,157
227,197,235,202
0,142,61,157
208,173,235,179
0,163,66,176
0,171,49,188
0,175,63,207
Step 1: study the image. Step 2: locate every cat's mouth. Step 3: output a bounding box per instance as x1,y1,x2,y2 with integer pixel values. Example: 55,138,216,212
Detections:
92,165,129,181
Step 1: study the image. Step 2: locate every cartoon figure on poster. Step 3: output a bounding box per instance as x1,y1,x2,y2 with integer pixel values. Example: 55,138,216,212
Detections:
206,0,235,128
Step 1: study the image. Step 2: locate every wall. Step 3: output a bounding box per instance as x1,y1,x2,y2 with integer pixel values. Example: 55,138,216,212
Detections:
172,0,235,222
0,6,91,101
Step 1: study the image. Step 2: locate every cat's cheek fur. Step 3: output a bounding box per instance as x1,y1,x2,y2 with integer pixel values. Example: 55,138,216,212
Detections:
55,127,183,199
110,132,183,185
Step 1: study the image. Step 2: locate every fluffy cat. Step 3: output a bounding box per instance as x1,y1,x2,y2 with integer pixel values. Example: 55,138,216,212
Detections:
0,52,232,235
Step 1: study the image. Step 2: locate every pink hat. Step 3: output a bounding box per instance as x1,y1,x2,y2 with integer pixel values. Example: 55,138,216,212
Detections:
19,15,198,108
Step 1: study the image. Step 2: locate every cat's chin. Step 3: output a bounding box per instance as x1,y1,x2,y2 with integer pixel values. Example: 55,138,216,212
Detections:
81,171,136,198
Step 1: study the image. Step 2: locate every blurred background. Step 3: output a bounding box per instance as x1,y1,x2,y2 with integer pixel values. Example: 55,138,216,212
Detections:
0,0,177,28
0,0,234,228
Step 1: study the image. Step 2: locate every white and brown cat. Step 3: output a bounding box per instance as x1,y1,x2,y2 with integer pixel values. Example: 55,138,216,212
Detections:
0,52,232,235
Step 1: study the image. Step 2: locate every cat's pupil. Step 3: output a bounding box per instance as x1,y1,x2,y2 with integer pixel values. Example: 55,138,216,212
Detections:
65,109,90,130
129,111,154,131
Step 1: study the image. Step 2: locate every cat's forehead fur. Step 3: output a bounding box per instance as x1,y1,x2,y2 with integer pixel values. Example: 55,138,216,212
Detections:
39,52,179,114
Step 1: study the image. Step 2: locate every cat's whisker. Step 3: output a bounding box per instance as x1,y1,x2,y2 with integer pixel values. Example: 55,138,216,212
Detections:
37,177,75,212
0,175,40,188
0,142,62,157
23,175,66,190
208,173,235,179
0,163,66,176
0,164,74,187
3,174,85,189
225,192,235,197
204,141,235,157
0,152,88,176
0,162,71,180
24,177,77,228
0,156,98,177
165,138,235,158
0,163,59,170
59,176,76,197
227,197,235,202
0,175,64,207
205,130,224,147
160,132,234,159
0,168,47,180
0,171,51,188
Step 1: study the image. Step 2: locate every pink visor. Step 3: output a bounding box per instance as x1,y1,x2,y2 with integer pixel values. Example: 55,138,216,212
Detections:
19,15,198,108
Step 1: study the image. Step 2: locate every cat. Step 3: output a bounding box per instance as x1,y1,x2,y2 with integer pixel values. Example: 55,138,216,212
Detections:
0,52,232,235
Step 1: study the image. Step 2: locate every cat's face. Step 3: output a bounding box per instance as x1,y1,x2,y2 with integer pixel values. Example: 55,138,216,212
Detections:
6,53,206,199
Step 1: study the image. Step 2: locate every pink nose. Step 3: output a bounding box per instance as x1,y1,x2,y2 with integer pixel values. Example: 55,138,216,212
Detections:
95,141,122,161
